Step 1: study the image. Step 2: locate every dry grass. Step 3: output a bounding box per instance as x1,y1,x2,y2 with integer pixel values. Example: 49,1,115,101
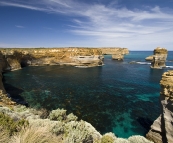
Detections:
0,126,10,143
10,125,63,143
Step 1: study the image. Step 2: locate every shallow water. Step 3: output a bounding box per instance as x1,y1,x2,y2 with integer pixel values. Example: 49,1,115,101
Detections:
3,51,173,138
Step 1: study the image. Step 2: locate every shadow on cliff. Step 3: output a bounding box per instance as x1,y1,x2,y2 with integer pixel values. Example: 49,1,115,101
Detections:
2,77,28,106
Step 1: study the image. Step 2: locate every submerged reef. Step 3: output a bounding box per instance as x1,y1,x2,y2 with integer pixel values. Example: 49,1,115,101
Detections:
146,70,173,143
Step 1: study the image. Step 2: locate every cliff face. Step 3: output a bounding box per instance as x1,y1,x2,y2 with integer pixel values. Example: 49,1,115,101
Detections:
151,48,168,69
0,48,105,70
0,52,8,93
146,70,173,143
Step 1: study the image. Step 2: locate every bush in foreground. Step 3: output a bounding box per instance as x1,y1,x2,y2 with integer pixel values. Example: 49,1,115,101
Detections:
0,112,28,136
10,125,62,143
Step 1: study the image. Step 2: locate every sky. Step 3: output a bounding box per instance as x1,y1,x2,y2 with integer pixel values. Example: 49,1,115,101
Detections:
0,0,173,50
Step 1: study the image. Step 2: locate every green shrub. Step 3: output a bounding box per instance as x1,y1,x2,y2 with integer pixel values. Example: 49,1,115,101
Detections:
101,132,116,143
66,113,78,122
0,112,29,135
48,108,78,122
64,121,94,143
49,108,67,121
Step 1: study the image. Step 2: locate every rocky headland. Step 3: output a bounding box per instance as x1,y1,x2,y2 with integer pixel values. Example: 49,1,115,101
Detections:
0,48,104,71
147,47,168,69
146,70,173,143
0,47,129,71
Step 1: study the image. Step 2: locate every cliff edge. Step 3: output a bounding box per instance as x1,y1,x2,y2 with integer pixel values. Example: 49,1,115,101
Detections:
146,70,173,143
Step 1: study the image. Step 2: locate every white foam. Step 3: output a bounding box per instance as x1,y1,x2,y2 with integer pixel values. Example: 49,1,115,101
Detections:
136,62,151,65
166,66,173,68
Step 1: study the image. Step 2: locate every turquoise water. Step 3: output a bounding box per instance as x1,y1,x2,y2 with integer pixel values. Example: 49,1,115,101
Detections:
3,51,173,138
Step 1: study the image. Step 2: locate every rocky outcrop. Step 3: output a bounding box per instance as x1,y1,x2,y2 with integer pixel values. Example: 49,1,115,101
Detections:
146,70,173,143
112,54,124,60
151,48,168,69
146,55,154,61
0,90,16,106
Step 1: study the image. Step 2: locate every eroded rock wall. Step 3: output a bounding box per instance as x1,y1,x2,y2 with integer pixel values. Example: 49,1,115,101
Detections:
146,70,173,143
0,48,105,70
151,48,168,69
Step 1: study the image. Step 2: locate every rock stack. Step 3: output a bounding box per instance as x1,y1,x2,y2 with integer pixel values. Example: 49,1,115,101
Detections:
151,47,168,69
146,70,173,143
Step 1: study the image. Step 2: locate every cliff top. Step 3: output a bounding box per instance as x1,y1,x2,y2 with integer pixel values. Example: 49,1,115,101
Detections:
154,47,168,54
160,70,173,100
160,70,173,86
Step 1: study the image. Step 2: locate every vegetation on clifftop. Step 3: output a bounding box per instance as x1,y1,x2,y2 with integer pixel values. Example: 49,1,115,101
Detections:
0,102,153,143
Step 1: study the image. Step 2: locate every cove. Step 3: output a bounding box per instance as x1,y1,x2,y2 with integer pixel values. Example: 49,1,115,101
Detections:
3,51,173,138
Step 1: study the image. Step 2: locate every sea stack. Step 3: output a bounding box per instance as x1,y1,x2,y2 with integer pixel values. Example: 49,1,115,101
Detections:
151,47,168,69
146,70,173,143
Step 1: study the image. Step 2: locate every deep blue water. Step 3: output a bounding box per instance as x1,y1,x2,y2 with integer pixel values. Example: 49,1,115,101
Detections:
3,51,173,138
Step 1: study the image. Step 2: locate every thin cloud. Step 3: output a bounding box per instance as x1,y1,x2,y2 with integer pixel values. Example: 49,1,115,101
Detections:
15,25,25,28
43,27,53,30
0,1,47,11
0,0,173,50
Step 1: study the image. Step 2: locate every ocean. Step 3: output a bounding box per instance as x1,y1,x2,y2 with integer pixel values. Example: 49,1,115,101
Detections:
3,51,173,138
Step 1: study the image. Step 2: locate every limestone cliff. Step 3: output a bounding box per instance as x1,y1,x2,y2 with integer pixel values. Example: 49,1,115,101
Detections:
98,47,129,61
151,48,168,69
146,70,173,143
0,48,104,70
100,48,129,55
